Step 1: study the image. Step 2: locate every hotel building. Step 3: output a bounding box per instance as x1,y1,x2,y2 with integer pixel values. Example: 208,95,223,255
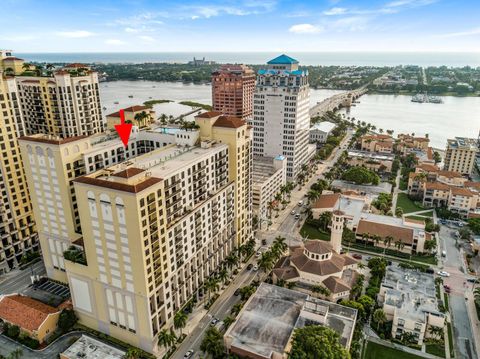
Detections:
19,113,252,353
252,54,311,179
212,64,255,121
444,136,478,175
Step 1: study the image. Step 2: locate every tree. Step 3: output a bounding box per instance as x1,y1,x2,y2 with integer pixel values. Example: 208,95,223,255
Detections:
373,308,387,331
311,285,331,297
319,211,332,232
157,329,177,351
342,166,380,185
123,347,143,359
306,189,320,204
424,240,437,251
7,324,20,339
400,331,417,345
358,295,375,317
258,252,274,273
273,236,288,253
173,311,188,336
200,327,224,359
223,316,235,329
239,285,256,301
289,325,350,359
205,277,220,301
468,218,480,235
22,63,31,72
341,300,365,321
218,267,229,285
7,349,22,359
395,207,404,217
58,309,78,332
433,151,441,164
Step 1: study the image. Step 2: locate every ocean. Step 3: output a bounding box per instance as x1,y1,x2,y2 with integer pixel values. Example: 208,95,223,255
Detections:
16,52,480,67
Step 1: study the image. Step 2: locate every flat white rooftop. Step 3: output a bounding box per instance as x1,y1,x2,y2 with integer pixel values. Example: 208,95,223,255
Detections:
61,335,125,359
310,121,336,133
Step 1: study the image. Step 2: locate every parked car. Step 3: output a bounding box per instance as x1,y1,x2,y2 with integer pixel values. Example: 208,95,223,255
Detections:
441,250,447,257
184,350,194,359
247,263,253,270
437,271,450,277
426,268,435,274
252,264,259,271
466,278,477,283
210,318,219,326
234,288,240,296
256,251,261,258
298,201,303,206
352,254,362,260
291,210,296,215
262,239,267,245
294,214,300,220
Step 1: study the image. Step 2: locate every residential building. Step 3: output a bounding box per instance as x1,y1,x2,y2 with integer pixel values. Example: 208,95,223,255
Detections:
379,265,445,345
309,121,336,144
224,283,358,358
0,50,25,75
346,150,394,173
252,155,287,225
0,74,38,274
212,64,255,121
106,105,155,129
360,134,394,153
5,56,104,137
444,137,478,175
20,113,252,353
252,54,311,179
396,134,430,154
0,294,62,343
60,335,126,359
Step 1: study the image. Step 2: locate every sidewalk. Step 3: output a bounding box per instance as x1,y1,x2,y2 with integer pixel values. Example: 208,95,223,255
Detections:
465,291,480,359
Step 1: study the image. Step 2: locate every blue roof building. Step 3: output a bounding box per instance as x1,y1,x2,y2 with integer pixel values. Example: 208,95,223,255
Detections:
267,54,299,65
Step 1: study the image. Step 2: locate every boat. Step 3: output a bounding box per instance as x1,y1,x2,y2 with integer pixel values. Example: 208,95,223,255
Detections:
114,101,119,104
128,95,133,98
411,93,427,103
428,96,443,104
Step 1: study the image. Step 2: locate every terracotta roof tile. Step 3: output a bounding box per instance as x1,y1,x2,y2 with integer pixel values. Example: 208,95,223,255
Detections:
356,220,414,245
64,63,89,68
312,193,340,209
196,111,223,118
112,167,145,178
0,295,59,332
437,170,462,179
304,240,333,255
425,182,450,191
213,115,246,129
322,276,351,294
417,163,440,172
451,187,475,197
465,181,480,190
74,175,162,193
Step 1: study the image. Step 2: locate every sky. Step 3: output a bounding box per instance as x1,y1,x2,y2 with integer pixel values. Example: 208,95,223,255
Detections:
1,0,479,52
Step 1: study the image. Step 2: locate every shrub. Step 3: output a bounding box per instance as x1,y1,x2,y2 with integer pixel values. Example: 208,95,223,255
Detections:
6,324,20,339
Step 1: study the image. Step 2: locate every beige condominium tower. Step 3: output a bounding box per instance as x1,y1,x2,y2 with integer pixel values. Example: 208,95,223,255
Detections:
0,67,38,273
19,112,252,353
0,50,105,273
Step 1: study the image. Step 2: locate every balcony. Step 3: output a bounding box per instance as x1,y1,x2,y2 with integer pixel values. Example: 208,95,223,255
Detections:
63,245,87,266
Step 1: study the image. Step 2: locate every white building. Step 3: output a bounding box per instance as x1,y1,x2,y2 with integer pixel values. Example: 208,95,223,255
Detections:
252,155,287,225
310,121,336,143
252,54,311,179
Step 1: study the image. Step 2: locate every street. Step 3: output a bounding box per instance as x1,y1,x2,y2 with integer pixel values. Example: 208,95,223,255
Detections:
0,261,46,295
172,129,353,359
440,225,478,359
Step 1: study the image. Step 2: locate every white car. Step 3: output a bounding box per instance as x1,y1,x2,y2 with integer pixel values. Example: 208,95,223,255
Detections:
255,251,261,258
184,350,194,359
291,210,295,215
298,201,303,206
252,264,259,271
437,271,450,277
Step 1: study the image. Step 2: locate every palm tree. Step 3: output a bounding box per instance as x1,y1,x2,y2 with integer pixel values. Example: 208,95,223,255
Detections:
123,347,142,359
372,235,381,248
383,235,393,256
225,253,239,272
474,287,480,303
7,349,22,359
306,189,320,205
258,252,274,273
218,267,229,285
273,236,288,253
395,239,405,252
373,308,387,331
204,277,219,301
157,329,176,352
173,311,188,336
319,211,332,231
223,316,235,329
4,67,14,76
22,63,31,72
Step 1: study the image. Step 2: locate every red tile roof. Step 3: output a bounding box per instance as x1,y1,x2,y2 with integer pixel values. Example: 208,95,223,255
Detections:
74,175,162,193
451,187,475,197
0,295,59,332
112,167,145,178
304,240,333,255
417,163,439,172
356,220,414,245
196,111,222,118
322,276,351,294
2,57,24,61
437,170,463,179
424,182,450,191
213,115,246,129
312,193,340,209
64,63,89,68
107,106,150,118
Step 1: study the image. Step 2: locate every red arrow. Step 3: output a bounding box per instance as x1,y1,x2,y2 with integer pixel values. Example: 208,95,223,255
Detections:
114,109,132,148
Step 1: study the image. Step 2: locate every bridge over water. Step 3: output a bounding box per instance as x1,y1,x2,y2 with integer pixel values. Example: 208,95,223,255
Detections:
310,86,368,117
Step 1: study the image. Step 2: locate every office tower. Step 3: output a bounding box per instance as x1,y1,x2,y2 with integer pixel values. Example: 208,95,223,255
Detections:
19,114,252,353
212,64,255,121
252,54,311,179
0,74,38,274
444,137,478,175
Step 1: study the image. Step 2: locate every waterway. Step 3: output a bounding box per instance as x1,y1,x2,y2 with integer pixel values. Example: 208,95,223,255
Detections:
99,81,480,149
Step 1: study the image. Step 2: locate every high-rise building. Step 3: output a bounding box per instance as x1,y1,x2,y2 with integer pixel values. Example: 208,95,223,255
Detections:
444,137,478,175
252,54,311,179
19,113,252,353
0,73,38,274
11,63,105,137
212,64,255,121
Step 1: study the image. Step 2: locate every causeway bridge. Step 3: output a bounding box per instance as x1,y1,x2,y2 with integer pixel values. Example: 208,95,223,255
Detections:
309,86,368,117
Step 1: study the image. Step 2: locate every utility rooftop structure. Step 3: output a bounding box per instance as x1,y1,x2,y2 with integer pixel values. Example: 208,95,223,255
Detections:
379,265,445,345
60,335,125,359
224,283,357,358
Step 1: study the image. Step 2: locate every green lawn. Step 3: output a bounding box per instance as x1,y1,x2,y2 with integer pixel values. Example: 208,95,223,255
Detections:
396,193,430,214
425,343,446,358
300,223,330,241
399,178,408,190
404,215,426,223
363,341,423,359
346,242,437,264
